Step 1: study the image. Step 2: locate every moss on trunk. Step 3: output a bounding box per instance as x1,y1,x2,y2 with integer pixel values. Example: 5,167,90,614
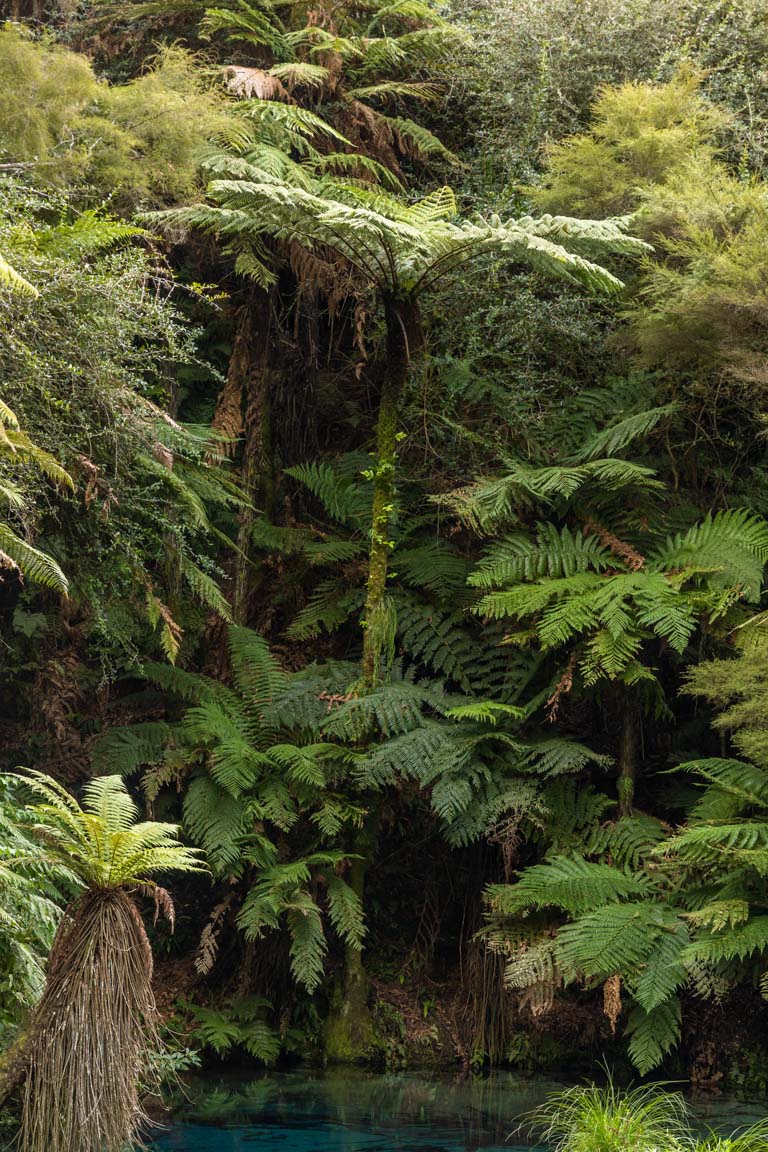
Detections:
324,857,379,1062
361,294,423,689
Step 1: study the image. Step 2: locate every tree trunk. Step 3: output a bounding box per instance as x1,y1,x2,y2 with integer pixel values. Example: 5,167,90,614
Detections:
360,294,423,689
324,854,377,1062
618,690,640,816
327,297,423,1059
216,288,274,627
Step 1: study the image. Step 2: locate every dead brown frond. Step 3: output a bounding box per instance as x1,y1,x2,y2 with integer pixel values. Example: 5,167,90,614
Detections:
546,652,577,722
224,66,289,101
602,972,623,1033
195,893,236,975
210,301,252,454
584,519,645,571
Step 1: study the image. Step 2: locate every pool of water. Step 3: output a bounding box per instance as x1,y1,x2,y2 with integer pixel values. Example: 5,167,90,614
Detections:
150,1067,768,1152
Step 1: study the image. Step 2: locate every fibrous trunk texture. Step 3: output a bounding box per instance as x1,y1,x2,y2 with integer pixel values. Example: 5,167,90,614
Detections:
20,887,158,1152
230,288,274,625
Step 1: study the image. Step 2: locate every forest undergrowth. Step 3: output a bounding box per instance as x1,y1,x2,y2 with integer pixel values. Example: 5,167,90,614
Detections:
3,0,768,1146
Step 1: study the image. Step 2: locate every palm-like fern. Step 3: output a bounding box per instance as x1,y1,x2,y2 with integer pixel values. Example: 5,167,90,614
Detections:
202,0,465,171
4,770,206,1152
12,770,206,890
485,625,768,1075
149,158,646,685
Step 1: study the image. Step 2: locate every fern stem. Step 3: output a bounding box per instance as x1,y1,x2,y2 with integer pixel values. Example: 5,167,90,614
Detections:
361,294,423,689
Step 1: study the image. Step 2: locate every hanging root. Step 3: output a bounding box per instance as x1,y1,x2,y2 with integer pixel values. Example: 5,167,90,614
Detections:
20,887,160,1152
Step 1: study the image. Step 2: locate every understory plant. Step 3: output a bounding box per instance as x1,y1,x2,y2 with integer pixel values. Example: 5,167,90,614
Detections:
4,771,206,1152
528,1078,768,1152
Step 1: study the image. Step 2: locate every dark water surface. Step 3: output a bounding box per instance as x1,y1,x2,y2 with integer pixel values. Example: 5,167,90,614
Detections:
150,1067,768,1152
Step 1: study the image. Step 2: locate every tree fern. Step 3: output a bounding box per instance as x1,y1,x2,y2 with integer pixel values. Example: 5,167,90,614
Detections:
91,722,175,777
326,876,366,950
625,997,682,1076
558,901,680,981
572,403,678,462
487,856,651,918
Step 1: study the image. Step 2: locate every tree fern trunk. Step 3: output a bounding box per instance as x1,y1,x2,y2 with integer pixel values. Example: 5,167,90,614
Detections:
618,690,640,817
231,289,275,626
361,294,423,689
324,854,376,1062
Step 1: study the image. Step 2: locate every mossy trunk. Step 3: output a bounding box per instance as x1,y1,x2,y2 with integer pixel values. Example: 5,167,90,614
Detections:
326,297,422,1058
360,294,423,690
0,1032,28,1106
324,855,377,1062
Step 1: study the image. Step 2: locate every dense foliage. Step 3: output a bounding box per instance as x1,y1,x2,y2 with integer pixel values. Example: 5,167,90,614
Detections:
3,0,768,1133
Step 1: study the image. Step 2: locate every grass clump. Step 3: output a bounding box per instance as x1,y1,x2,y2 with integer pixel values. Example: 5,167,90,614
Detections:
527,1077,768,1152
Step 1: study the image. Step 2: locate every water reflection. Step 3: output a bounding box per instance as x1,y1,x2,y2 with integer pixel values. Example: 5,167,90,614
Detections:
151,1067,768,1152
152,1067,558,1151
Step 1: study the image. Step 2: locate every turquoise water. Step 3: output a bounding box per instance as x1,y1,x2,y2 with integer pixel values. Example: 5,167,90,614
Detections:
151,1068,557,1151
151,1068,768,1152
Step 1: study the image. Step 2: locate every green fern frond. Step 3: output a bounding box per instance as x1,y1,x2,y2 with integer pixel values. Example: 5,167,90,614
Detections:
269,62,329,91
33,212,147,258
284,459,372,526
0,252,38,296
558,902,680,980
379,115,458,162
183,774,246,875
652,510,768,603
0,523,68,592
141,660,235,705
682,916,768,965
487,856,650,918
91,722,174,777
286,578,363,641
470,526,613,589
346,80,443,104
326,875,366,949
625,997,682,1075
587,814,667,870
629,923,689,1011
571,404,678,462
396,542,470,596
394,595,475,690
180,556,233,621
286,896,326,991
227,625,288,710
